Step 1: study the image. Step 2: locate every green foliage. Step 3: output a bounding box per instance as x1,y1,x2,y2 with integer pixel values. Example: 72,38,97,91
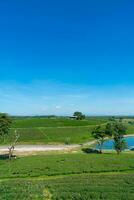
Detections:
0,113,12,139
73,112,86,120
105,122,115,137
112,122,127,154
92,125,106,153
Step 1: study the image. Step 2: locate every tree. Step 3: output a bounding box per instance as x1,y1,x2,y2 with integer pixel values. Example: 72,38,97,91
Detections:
105,122,115,137
73,111,85,120
113,122,127,154
105,121,127,154
92,125,106,154
0,113,12,142
8,130,20,160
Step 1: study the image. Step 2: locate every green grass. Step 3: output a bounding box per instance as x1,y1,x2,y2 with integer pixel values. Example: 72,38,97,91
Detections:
0,153,134,178
0,117,134,199
0,153,134,199
12,118,107,128
5,126,93,144
0,174,134,200
126,124,134,134
0,117,107,145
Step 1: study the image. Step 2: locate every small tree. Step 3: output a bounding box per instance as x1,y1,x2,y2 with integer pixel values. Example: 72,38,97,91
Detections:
0,113,12,142
92,125,106,154
8,130,20,160
73,111,85,120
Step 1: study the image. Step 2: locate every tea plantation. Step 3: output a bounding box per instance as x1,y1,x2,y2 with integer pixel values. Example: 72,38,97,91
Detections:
0,153,134,199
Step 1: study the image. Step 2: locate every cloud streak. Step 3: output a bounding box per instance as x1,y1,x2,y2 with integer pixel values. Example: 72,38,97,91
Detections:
0,80,134,115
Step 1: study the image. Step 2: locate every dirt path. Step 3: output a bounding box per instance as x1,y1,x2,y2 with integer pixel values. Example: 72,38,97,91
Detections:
0,140,96,154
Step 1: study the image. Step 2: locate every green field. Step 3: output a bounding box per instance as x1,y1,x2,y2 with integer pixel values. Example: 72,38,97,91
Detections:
0,117,133,145
0,152,134,199
0,117,108,145
12,117,107,128
5,118,134,145
1,117,134,199
1,174,134,200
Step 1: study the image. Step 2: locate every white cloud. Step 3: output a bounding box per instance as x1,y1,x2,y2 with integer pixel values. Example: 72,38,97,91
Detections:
0,80,134,115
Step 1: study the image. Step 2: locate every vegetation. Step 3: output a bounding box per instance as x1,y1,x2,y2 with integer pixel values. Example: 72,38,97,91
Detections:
92,125,106,153
12,117,106,128
0,113,12,142
0,116,134,199
0,153,134,199
105,121,127,154
0,117,108,145
73,111,85,120
0,153,133,178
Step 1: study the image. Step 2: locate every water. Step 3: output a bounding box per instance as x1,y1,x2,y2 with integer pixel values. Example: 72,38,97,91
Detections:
96,136,134,150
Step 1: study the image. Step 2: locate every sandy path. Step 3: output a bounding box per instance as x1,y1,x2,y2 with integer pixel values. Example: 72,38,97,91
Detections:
0,140,96,154
0,144,80,153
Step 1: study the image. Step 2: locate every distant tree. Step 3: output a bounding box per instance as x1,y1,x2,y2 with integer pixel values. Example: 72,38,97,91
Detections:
73,112,85,120
0,113,12,142
92,125,106,154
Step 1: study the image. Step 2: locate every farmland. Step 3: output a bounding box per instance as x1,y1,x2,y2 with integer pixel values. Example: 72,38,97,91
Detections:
0,117,133,145
0,117,134,199
0,117,108,145
0,153,134,199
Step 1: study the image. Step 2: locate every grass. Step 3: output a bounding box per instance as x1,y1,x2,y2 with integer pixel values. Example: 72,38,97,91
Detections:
0,153,134,199
0,174,134,200
12,117,107,128
0,153,134,178
1,117,134,199
1,118,134,145
0,117,108,145
5,126,93,145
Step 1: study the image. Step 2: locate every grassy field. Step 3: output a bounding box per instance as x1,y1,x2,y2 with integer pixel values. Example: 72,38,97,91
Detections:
0,117,133,145
1,117,134,199
1,174,134,200
0,153,134,178
0,117,108,145
12,117,107,128
0,152,134,199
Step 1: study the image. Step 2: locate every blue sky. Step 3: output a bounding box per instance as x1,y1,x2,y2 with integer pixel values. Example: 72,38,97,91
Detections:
0,0,134,115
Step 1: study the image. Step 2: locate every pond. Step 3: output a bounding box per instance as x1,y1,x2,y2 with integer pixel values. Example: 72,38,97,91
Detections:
96,136,134,150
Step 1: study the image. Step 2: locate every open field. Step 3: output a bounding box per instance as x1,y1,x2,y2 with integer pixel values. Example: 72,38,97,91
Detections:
3,117,134,145
0,152,134,199
1,174,134,200
0,117,108,145
12,117,108,128
0,153,134,178
1,117,134,199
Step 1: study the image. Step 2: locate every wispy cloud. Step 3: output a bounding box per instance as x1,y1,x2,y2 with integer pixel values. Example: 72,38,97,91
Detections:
0,80,134,115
